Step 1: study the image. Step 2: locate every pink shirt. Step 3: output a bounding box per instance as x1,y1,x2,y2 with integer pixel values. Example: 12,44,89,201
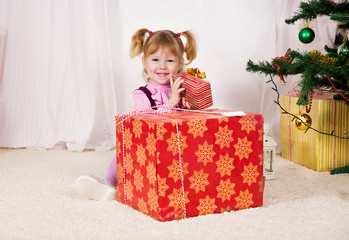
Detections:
133,82,172,110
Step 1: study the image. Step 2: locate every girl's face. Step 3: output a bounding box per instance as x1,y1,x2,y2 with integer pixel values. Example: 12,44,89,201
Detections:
143,48,183,85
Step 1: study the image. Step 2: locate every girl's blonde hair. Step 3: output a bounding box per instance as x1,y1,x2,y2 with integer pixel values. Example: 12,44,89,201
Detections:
130,28,197,66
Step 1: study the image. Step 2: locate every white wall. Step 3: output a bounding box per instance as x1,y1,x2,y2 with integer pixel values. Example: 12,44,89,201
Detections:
110,0,277,113
107,0,338,151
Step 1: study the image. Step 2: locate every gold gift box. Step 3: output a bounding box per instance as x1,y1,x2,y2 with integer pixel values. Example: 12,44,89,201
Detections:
280,94,349,171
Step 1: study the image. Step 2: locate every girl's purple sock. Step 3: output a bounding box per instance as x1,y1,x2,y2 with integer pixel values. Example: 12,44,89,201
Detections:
105,155,117,183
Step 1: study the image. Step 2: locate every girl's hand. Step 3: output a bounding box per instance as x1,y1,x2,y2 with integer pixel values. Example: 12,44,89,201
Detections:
168,77,185,108
181,96,192,109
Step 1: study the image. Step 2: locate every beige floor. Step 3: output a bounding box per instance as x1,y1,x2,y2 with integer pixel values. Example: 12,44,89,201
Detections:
0,148,349,240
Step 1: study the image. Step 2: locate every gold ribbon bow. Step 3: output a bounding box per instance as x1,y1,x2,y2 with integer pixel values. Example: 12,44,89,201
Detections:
187,68,206,79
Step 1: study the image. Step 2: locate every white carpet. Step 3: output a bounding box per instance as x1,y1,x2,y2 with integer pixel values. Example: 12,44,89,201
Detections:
0,148,349,240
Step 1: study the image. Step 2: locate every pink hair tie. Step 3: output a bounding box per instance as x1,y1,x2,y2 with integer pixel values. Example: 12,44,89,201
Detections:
176,33,181,37
148,31,152,35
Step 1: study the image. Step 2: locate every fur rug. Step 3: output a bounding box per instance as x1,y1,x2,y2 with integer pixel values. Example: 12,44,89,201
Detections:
0,148,348,240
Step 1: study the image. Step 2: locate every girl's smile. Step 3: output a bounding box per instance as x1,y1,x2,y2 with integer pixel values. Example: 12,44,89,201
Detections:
143,48,183,85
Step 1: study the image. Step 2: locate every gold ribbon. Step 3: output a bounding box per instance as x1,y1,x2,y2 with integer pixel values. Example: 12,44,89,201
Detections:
187,68,206,79
310,50,338,66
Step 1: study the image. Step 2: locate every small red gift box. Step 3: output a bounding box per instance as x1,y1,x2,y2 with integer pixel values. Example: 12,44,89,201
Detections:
115,110,264,221
172,71,213,110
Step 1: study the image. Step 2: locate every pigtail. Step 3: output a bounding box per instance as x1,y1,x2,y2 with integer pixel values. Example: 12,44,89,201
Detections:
130,28,150,58
180,31,197,65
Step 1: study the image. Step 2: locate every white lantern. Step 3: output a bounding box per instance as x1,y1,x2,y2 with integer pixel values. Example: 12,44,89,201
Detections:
263,124,277,180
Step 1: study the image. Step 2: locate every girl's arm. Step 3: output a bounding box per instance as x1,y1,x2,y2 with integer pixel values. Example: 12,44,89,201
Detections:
133,90,152,110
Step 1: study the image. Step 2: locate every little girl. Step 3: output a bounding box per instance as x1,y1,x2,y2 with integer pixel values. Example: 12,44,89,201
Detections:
75,28,197,200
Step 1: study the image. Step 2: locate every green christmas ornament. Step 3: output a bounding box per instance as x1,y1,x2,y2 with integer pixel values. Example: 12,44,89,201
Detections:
298,27,315,44
337,39,349,56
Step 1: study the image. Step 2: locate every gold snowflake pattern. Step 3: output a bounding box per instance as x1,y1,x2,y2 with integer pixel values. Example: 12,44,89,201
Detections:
115,117,122,134
174,212,185,220
146,162,157,185
218,116,229,124
137,197,149,215
259,178,265,193
241,162,260,186
234,137,253,160
168,159,189,182
235,189,254,209
168,188,190,211
116,162,124,185
258,153,263,165
195,141,216,166
187,119,208,138
220,206,232,213
125,179,134,202
216,153,235,177
156,152,160,165
147,121,156,130
157,177,169,197
132,119,143,138
214,125,234,149
116,188,122,202
146,133,157,157
170,120,183,127
156,122,166,140
166,132,188,156
216,179,236,202
136,145,146,167
188,169,210,193
134,169,144,192
147,188,159,211
197,195,217,215
258,128,263,141
124,128,133,150
239,116,258,134
125,153,134,175
116,141,121,158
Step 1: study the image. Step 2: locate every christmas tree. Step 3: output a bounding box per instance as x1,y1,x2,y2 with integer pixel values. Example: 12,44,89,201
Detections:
246,0,349,174
246,0,349,106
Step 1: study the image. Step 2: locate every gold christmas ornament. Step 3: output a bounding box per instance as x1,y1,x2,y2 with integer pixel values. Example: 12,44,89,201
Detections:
295,113,312,131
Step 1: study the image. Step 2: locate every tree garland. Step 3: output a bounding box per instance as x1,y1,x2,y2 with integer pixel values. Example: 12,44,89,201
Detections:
267,75,349,140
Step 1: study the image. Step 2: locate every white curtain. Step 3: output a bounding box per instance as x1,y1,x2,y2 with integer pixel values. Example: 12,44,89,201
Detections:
0,0,338,151
0,0,116,151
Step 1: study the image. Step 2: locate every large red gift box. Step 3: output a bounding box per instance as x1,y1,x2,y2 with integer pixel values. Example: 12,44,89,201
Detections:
172,72,213,110
115,110,264,221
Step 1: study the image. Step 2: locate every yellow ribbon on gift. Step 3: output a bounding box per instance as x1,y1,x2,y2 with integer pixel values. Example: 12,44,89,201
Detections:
187,68,206,79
